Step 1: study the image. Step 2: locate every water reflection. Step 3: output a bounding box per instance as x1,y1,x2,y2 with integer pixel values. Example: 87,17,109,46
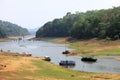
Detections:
82,61,97,64
60,65,75,68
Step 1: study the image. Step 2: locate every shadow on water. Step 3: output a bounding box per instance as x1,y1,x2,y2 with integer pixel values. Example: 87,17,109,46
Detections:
60,65,75,68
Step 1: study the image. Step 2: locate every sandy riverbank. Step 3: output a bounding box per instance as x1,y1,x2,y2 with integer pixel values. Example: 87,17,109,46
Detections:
0,35,34,42
0,37,120,80
0,51,120,80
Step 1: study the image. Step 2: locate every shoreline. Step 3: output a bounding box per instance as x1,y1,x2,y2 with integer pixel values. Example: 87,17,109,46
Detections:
0,35,35,42
1,37,120,59
0,50,32,57
0,51,120,80
32,37,120,56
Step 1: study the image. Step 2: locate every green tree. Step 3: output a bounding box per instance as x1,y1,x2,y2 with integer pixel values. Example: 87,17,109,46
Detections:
106,15,120,40
0,20,29,37
0,27,6,38
36,6,120,40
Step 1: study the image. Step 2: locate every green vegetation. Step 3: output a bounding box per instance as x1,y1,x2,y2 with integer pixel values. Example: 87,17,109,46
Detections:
36,6,120,40
0,27,6,38
32,60,90,80
0,20,29,38
0,54,120,80
68,39,120,56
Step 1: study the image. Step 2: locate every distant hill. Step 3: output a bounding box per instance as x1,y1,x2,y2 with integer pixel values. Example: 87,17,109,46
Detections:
0,20,30,38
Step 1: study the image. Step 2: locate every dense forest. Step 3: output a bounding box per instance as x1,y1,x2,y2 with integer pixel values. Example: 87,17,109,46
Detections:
36,6,120,40
0,20,29,38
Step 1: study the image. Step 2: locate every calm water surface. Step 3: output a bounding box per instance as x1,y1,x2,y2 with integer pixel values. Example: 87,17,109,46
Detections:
0,39,120,74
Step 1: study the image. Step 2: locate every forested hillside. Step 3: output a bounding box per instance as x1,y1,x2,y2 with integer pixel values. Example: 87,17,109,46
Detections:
0,20,29,38
36,6,120,40
0,27,6,38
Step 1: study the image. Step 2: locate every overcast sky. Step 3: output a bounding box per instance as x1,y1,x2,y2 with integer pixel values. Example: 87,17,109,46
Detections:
0,0,120,29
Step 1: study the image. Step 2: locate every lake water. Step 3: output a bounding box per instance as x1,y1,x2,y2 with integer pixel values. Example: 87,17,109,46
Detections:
0,39,120,74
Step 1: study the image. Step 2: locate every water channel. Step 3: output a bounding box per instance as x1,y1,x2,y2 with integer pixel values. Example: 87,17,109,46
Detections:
0,39,120,74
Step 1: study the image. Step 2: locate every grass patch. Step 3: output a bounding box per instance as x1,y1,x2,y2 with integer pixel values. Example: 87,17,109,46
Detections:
95,48,120,56
32,59,95,80
31,59,120,80
0,55,120,80
46,38,120,56
67,39,120,56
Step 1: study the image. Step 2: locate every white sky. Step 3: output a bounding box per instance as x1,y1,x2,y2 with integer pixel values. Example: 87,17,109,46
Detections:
0,0,120,29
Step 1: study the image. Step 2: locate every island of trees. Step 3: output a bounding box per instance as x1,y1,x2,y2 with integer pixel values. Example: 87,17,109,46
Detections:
36,6,120,40
0,20,29,38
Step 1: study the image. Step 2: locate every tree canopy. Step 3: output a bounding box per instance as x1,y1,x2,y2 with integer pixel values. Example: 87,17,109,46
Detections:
0,27,6,38
0,20,29,38
36,6,120,40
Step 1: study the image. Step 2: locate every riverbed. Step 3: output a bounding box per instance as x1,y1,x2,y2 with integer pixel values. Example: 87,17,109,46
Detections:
0,39,120,74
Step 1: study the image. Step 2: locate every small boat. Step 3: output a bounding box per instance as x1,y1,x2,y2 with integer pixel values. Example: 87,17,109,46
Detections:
81,57,97,62
59,60,75,66
62,50,70,54
18,38,22,40
43,56,51,61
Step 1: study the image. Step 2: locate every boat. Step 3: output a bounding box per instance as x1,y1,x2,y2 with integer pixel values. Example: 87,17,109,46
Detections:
43,56,51,61
62,50,70,54
81,57,97,62
18,37,22,40
59,60,75,66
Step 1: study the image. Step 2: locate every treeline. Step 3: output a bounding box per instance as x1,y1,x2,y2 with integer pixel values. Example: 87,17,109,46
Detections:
0,28,6,38
36,7,120,40
0,20,29,38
